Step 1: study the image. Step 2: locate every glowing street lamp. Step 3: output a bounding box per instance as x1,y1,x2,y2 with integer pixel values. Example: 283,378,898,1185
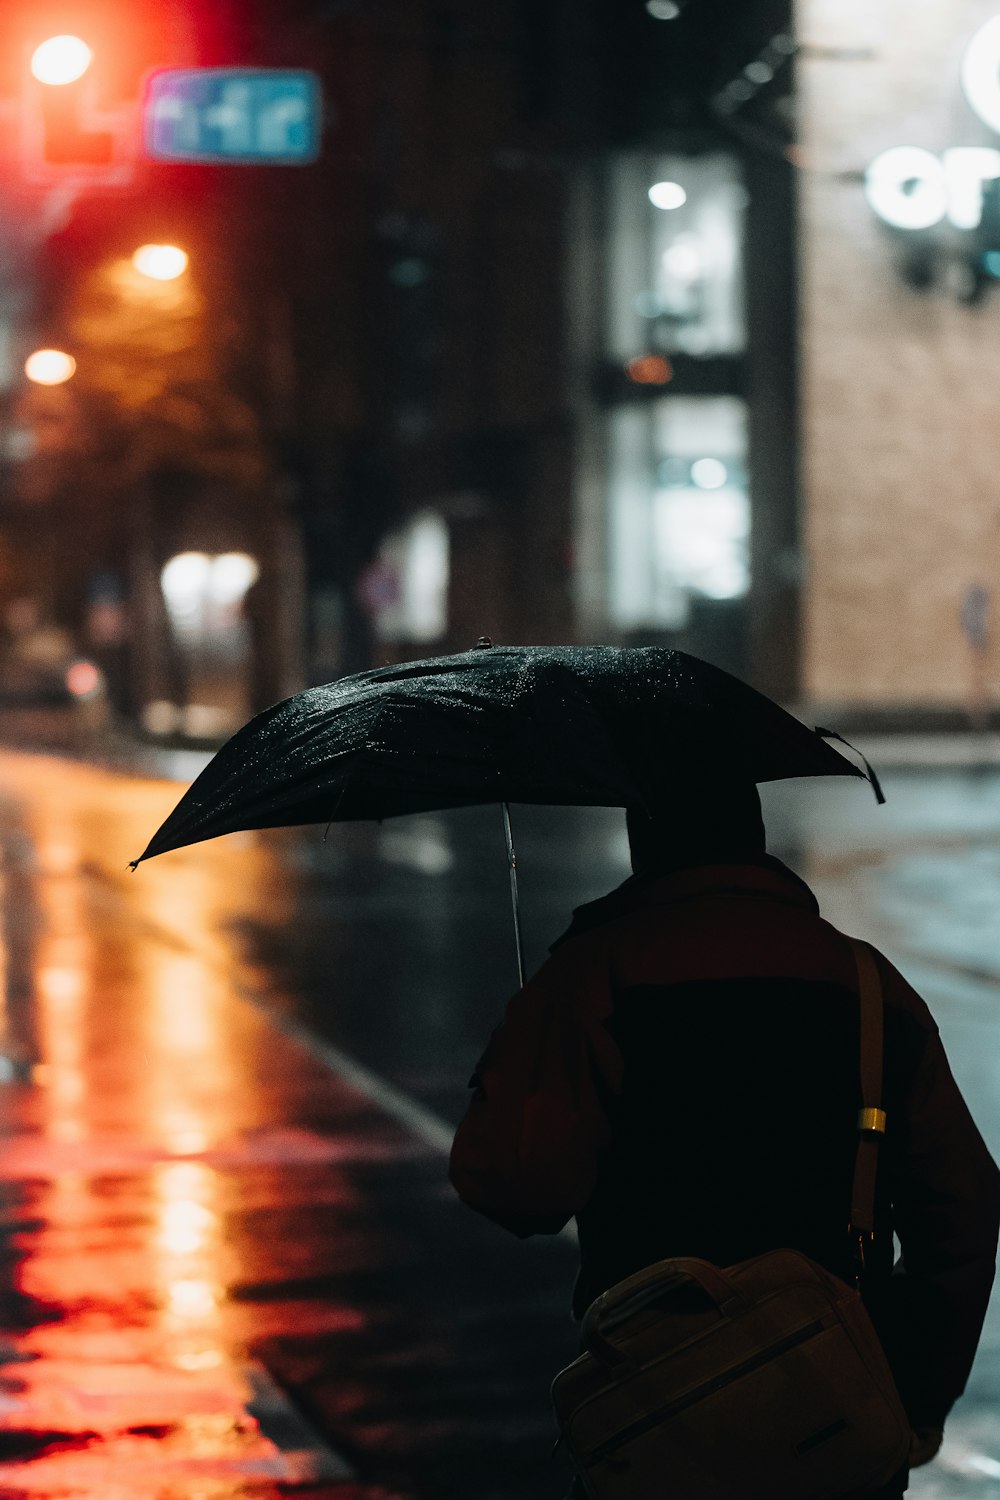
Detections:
648,181,687,211
24,348,76,385
132,244,189,281
30,35,93,86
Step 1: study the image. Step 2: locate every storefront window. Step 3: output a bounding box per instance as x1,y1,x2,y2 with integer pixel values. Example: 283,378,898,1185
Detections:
606,152,747,360
608,396,749,630
368,509,450,644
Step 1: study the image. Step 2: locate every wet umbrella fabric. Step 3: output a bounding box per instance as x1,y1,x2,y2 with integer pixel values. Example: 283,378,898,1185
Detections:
132,644,871,867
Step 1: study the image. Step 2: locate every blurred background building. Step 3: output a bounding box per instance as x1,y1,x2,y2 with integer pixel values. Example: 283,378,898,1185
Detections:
799,0,1000,727
0,0,996,740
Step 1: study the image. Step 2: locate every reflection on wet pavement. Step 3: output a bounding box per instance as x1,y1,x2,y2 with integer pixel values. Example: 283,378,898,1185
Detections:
0,756,411,1498
765,775,1000,1500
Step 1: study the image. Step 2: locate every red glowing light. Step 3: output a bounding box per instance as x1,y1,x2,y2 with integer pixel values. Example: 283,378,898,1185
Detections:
25,348,76,385
65,660,102,699
625,354,673,385
132,244,189,281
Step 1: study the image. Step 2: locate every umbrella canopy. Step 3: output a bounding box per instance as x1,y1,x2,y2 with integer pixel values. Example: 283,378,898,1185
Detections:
132,644,874,867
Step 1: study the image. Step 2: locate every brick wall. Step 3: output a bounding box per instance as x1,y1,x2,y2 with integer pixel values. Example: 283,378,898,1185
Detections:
798,0,1000,708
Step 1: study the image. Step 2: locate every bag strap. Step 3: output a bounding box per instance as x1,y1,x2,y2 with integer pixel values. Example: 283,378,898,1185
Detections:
846,937,887,1281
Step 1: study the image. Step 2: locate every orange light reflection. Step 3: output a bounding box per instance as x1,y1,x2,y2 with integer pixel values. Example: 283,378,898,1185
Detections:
0,755,318,1490
32,825,90,1147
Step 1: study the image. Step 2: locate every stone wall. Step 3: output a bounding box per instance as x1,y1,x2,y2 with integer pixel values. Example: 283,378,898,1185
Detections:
798,0,1000,708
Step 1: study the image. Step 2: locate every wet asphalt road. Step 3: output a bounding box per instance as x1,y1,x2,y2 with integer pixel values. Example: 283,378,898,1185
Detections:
0,749,998,1498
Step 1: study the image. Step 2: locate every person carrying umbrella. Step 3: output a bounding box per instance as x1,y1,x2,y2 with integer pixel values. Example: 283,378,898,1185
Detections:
448,772,1000,1499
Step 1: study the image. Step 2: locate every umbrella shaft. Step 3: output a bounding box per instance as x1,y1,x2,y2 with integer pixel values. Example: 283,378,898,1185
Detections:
501,802,526,988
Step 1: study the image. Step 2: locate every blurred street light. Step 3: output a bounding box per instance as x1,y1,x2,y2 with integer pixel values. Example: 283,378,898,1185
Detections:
648,181,687,210
24,348,76,385
30,36,93,86
625,354,673,385
132,244,189,281
691,458,729,489
65,660,103,700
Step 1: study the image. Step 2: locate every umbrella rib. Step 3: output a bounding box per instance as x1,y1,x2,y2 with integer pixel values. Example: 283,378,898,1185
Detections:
501,802,526,988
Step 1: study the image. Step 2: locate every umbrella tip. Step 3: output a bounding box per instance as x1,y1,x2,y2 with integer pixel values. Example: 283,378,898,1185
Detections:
815,726,886,805
127,858,140,872
473,635,493,649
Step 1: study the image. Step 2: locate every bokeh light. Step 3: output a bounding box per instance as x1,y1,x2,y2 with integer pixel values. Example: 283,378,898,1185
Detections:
648,181,687,210
65,661,103,700
663,238,703,280
132,244,190,281
625,355,673,385
208,552,260,605
24,349,76,386
30,35,92,85
691,458,729,489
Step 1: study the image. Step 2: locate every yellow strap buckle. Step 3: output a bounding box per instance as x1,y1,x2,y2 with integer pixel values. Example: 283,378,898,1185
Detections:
858,1107,887,1135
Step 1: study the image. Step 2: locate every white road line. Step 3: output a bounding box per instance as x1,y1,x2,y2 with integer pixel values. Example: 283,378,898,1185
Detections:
244,1359,355,1479
237,980,458,1156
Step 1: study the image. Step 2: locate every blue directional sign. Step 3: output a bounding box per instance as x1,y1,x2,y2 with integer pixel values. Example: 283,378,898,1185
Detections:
144,68,321,165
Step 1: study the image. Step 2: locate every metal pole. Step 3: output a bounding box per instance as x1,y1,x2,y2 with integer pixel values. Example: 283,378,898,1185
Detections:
501,801,526,988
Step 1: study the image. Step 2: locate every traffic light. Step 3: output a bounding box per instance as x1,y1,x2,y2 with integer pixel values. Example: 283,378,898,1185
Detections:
21,31,127,180
31,35,92,86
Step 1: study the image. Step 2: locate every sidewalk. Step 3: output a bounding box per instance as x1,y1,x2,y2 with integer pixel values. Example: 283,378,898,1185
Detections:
0,763,417,1499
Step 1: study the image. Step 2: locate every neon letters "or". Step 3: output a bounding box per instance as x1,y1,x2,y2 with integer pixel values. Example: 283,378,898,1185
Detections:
865,14,1000,230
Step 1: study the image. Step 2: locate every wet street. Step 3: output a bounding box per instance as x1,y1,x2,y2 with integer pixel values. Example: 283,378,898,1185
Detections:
0,747,998,1499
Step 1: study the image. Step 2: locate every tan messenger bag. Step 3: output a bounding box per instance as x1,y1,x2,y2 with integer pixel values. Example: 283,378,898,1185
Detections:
551,939,912,1499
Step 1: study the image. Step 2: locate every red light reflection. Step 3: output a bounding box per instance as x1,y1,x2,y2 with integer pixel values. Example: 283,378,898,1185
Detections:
0,757,371,1494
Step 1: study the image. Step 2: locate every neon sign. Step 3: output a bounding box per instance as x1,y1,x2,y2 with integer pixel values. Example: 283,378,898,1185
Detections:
865,15,1000,230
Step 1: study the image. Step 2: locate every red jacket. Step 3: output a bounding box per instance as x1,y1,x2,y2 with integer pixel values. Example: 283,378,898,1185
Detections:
449,856,1000,1428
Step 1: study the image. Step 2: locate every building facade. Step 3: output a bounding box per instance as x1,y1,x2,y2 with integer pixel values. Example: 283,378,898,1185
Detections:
19,0,967,733
798,0,1000,718
558,0,801,702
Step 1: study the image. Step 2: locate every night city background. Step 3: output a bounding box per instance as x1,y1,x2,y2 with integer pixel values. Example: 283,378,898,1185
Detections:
0,1,998,1497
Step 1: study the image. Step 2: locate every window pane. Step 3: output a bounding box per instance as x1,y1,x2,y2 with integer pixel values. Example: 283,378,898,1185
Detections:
606,152,747,360
608,396,749,628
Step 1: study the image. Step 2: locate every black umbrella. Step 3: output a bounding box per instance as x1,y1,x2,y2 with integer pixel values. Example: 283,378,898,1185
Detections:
132,642,881,982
